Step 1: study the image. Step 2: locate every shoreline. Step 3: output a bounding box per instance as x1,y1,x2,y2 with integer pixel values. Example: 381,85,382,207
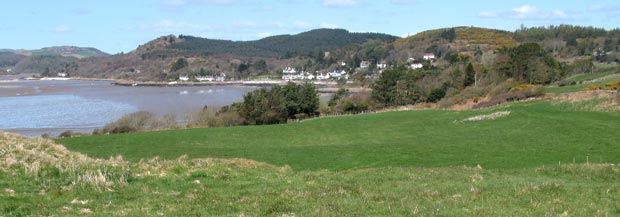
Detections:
3,76,369,93
112,79,340,88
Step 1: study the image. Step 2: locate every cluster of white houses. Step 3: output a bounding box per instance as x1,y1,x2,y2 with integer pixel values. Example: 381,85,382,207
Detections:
281,67,349,81
407,53,435,69
175,53,437,81
178,73,226,82
359,61,388,70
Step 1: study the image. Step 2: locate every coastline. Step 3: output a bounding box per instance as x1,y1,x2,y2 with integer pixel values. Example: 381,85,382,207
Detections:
112,79,340,88
3,76,369,93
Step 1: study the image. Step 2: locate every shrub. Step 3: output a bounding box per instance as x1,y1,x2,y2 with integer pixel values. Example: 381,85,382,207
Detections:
186,109,211,128
510,84,537,91
330,91,374,114
489,79,519,97
58,130,75,138
437,86,487,108
328,88,350,107
238,83,319,125
473,85,545,109
427,88,446,103
606,81,620,90
103,111,159,134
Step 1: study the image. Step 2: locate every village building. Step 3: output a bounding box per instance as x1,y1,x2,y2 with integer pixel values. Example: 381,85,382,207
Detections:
329,70,348,80
360,61,370,69
316,73,331,80
282,67,297,74
423,53,436,61
196,75,215,82
377,63,388,70
215,73,226,82
409,63,423,69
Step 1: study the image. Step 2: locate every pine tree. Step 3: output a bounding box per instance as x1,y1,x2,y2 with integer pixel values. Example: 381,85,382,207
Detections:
464,63,476,87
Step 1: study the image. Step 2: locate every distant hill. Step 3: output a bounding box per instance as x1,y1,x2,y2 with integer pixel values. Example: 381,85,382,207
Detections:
70,29,399,80
0,46,108,74
139,29,399,59
14,55,78,75
9,25,619,81
1,46,108,59
0,54,27,68
32,46,109,59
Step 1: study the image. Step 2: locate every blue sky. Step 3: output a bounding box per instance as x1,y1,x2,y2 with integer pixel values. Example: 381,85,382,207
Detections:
2,0,620,54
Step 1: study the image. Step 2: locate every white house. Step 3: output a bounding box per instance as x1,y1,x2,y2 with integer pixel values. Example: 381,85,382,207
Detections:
282,67,297,74
329,70,348,80
57,72,68,77
215,73,226,82
423,53,436,61
360,61,370,69
6,69,11,73
409,63,423,69
304,72,315,80
407,57,416,63
316,73,331,80
196,76,214,82
282,71,315,80
377,63,388,70
179,75,190,81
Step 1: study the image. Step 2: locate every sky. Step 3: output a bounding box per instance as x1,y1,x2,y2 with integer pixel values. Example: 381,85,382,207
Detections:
2,0,620,54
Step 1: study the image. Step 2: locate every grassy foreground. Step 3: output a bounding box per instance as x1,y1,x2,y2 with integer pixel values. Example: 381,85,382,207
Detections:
58,99,620,171
2,132,620,216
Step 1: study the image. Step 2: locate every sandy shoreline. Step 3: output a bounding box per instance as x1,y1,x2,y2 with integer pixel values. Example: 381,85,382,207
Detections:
113,79,340,87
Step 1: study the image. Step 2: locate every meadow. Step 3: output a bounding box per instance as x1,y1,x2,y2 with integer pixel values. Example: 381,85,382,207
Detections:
3,132,620,216
58,100,620,171
547,70,620,94
2,92,620,216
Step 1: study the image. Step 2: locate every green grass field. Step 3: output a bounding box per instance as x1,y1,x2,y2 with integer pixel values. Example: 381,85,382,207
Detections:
3,132,620,216
57,100,620,171
564,71,617,83
547,78,620,94
4,97,620,216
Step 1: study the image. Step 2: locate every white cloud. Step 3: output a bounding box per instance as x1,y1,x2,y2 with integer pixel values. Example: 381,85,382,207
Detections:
510,5,537,19
129,20,211,33
479,5,575,21
54,25,71,33
512,5,536,14
323,0,358,7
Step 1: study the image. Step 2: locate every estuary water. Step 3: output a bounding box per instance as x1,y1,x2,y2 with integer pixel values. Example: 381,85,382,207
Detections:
0,79,258,136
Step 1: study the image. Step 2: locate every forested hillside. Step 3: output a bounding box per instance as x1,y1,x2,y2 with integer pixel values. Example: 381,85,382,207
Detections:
140,29,398,59
0,46,108,74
